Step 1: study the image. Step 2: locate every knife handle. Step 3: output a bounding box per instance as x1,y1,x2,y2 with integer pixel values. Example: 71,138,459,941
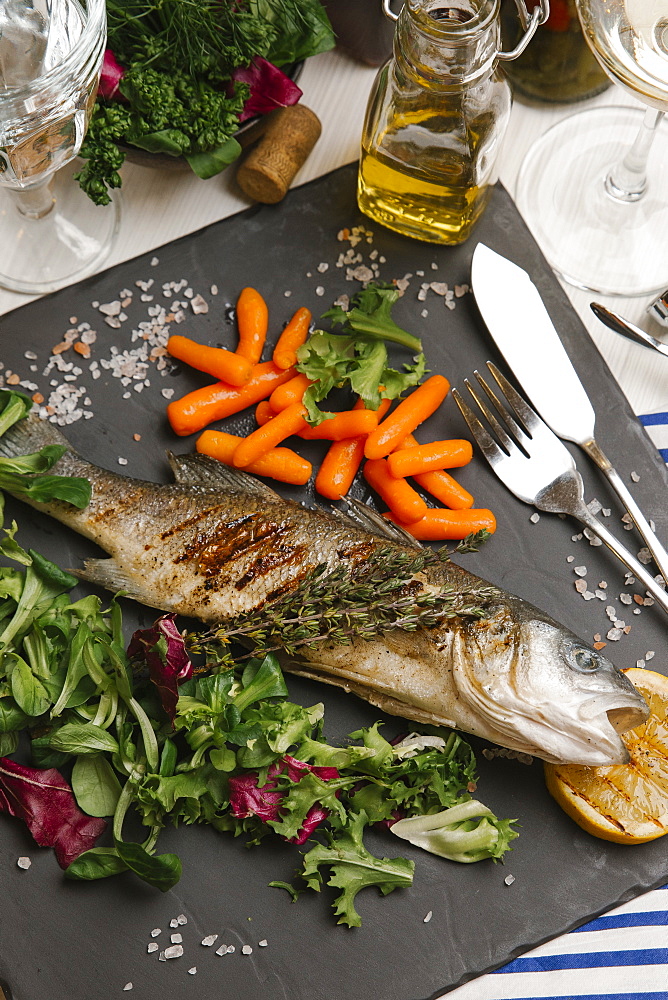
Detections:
580,438,668,587
576,506,668,615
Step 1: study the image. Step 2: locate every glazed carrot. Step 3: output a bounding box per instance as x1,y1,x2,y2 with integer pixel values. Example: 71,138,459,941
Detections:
394,432,474,510
364,375,451,460
364,458,429,524
387,439,473,478
255,400,275,426
236,287,268,364
273,307,312,370
300,408,378,441
167,362,295,437
316,437,366,500
233,402,309,467
166,335,253,387
413,470,475,510
384,508,496,540
315,398,392,501
197,430,311,486
269,372,313,411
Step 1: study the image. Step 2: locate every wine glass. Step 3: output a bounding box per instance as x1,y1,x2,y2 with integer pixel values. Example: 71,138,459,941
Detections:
515,0,668,297
0,0,119,294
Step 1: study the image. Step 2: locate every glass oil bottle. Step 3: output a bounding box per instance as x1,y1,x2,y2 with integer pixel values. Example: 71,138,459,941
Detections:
358,0,547,245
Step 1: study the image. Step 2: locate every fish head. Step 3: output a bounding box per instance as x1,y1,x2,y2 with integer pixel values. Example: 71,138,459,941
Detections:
452,600,649,765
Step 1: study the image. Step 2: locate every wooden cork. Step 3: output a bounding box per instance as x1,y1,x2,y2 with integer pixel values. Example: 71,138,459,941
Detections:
236,105,322,204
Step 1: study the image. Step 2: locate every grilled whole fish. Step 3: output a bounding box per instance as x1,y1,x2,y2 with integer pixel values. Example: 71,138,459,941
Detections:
0,414,648,765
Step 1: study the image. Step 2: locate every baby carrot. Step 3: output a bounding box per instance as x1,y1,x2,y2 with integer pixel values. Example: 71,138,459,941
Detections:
316,437,366,500
167,335,253,387
300,408,378,441
315,398,392,501
236,287,268,364
233,401,309,468
255,400,275,426
393,432,474,509
196,430,311,486
387,439,473,478
273,307,312,370
364,458,429,525
413,470,475,510
167,362,295,436
385,508,497,540
269,372,313,411
364,375,451,460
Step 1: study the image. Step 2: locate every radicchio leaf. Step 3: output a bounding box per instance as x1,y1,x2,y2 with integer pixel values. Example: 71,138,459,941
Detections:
229,754,339,843
231,57,303,122
127,614,193,724
99,48,126,101
0,757,106,868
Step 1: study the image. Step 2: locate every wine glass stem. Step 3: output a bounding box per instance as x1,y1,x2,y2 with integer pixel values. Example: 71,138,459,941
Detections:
605,108,664,203
10,176,56,220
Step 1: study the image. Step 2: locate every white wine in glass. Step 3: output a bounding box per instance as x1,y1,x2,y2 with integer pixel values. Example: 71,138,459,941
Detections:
0,0,119,294
516,0,668,297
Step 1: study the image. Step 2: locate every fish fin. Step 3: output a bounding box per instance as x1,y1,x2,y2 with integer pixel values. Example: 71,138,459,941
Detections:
167,451,280,499
0,409,73,459
76,558,159,605
332,497,423,550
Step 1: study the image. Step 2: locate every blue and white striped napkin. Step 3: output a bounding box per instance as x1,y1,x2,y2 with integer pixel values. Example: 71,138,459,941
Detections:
444,407,668,1000
639,410,668,465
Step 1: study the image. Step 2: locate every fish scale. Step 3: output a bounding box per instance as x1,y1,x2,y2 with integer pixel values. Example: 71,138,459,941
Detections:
0,412,650,766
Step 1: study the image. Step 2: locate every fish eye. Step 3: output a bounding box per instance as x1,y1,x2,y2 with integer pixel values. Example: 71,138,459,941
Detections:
567,645,601,673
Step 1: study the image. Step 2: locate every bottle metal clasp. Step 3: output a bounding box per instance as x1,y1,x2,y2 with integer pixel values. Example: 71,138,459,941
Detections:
381,0,551,61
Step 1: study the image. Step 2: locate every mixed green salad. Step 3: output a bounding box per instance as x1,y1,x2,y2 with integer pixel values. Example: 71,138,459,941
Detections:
0,391,517,927
78,0,335,204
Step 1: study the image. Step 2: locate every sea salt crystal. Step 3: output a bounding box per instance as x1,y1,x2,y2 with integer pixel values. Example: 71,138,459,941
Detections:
188,968,197,975
150,928,161,938
177,914,188,925
215,945,228,956
574,580,587,594
227,946,236,954
164,945,184,960
99,300,121,316
258,940,268,947
170,933,182,944
504,874,515,886
118,457,128,466
211,284,218,295
566,555,574,563
423,911,433,923
574,566,587,577
158,952,166,962
17,857,31,869
201,935,218,947
147,943,158,954
620,593,632,605
242,945,253,955
606,627,623,641
123,984,133,991
595,590,607,600
636,659,646,669
191,294,209,315
647,650,655,660
529,512,540,523
315,286,325,296
151,257,159,266
169,919,179,928
631,471,640,482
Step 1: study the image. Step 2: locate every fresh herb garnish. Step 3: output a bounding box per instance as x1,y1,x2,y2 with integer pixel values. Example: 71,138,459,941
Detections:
296,283,428,423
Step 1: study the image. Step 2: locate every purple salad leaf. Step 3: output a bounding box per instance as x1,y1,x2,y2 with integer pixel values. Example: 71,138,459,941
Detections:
229,754,339,843
99,48,126,101
127,614,193,723
231,56,302,122
0,757,106,868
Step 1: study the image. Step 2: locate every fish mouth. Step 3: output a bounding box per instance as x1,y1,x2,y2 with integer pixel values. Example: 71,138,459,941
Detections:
543,690,650,766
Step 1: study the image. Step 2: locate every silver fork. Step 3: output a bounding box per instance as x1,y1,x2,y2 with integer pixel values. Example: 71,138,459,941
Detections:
452,362,668,615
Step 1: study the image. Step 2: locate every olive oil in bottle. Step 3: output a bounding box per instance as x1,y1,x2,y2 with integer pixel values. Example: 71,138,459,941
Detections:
358,1,512,245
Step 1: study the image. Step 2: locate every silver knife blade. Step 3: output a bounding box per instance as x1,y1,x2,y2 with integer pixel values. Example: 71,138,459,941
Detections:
470,244,595,445
470,242,668,586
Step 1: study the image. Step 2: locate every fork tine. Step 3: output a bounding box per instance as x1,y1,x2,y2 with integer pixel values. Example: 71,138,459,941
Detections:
472,369,532,451
451,387,507,465
464,374,521,455
485,361,544,434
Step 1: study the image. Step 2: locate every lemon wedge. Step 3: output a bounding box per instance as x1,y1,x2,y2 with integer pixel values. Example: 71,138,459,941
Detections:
544,667,668,844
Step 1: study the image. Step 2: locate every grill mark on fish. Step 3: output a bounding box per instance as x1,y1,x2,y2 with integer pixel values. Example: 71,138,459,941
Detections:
234,543,307,590
160,503,242,541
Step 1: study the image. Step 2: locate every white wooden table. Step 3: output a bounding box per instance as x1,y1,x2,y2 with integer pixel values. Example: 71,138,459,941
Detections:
1,48,666,417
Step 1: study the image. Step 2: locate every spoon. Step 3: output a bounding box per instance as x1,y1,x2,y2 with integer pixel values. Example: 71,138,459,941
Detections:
591,303,668,358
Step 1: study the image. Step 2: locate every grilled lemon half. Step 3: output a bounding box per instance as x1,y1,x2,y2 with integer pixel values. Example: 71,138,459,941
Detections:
545,667,668,844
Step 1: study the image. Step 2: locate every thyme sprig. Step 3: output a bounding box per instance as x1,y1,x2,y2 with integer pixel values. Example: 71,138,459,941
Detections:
188,542,498,665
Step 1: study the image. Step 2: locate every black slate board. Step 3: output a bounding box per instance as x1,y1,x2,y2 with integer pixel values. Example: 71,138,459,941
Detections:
0,163,667,1000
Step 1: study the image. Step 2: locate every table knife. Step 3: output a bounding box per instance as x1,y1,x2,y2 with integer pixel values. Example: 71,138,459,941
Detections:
590,302,668,359
470,243,668,587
